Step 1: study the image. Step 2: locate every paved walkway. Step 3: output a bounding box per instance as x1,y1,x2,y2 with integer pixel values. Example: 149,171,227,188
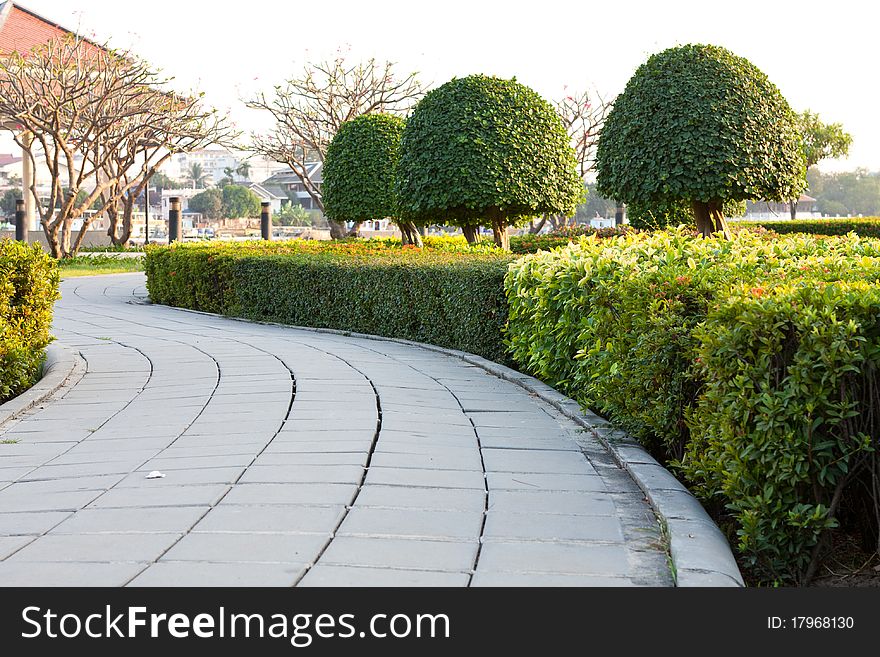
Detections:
0,274,672,587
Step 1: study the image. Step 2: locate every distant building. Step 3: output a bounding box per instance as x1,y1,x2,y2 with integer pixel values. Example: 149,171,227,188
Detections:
161,189,206,220
162,150,288,188
259,163,323,211
745,194,820,220
246,182,287,214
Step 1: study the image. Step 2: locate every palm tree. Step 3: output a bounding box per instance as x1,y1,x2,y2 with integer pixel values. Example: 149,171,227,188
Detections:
185,163,209,189
236,162,251,181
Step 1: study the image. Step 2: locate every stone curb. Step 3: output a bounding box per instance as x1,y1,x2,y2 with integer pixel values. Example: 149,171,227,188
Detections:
159,303,744,587
0,343,85,429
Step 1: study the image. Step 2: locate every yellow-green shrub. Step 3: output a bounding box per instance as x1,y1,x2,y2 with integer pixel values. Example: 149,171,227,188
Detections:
0,241,59,403
505,229,880,583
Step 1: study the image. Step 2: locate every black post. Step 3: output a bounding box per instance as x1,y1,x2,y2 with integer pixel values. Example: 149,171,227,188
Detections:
15,199,27,243
144,188,150,245
169,197,181,244
261,202,272,241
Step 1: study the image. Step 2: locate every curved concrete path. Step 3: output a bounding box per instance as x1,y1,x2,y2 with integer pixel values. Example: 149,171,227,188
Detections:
0,274,672,587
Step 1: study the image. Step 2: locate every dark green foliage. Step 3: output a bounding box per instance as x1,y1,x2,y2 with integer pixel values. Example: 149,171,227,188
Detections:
0,240,59,403
323,114,406,223
188,189,223,220
395,75,583,236
145,241,515,362
740,217,880,238
509,225,631,254
222,185,261,219
1,188,22,218
596,44,806,208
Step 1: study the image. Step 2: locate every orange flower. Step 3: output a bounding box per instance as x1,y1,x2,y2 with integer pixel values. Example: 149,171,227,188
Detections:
750,287,765,297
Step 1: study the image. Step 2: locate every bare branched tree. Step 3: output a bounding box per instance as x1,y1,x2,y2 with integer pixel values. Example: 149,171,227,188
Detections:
247,57,424,238
0,35,236,257
532,88,613,234
100,95,238,246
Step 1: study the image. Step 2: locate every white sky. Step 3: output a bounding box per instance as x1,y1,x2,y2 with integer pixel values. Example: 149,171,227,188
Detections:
5,0,879,172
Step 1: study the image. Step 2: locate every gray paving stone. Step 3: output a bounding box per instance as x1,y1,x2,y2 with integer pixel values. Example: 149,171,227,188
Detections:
7,532,182,562
117,467,245,487
486,472,607,492
238,464,364,485
193,505,345,533
88,484,230,509
162,532,328,563
222,483,357,506
0,511,71,535
300,565,470,587
338,508,484,540
253,452,368,467
0,561,147,587
481,448,594,475
5,474,123,494
318,536,478,572
365,467,485,490
487,490,616,516
0,489,102,513
51,506,209,534
482,512,624,543
128,561,307,587
356,485,485,512
369,451,482,471
0,535,33,559
470,571,636,587
476,541,631,576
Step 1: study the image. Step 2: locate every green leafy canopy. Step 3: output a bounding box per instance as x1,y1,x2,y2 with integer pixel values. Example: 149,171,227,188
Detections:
596,44,806,206
395,74,584,227
323,113,407,223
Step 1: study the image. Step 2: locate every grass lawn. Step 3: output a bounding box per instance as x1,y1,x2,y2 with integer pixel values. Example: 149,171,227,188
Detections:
58,254,145,279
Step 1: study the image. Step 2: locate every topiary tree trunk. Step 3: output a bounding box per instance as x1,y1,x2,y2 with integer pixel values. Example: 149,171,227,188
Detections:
691,200,731,239
490,216,510,250
328,219,348,239
462,224,480,244
398,220,423,247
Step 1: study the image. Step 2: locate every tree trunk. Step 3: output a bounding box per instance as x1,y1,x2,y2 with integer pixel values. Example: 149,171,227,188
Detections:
790,200,798,220
530,214,548,235
347,221,362,238
328,219,347,240
615,204,625,226
116,199,134,246
549,215,563,231
45,222,62,259
106,202,120,245
491,218,510,251
462,224,480,244
691,200,731,239
399,221,423,247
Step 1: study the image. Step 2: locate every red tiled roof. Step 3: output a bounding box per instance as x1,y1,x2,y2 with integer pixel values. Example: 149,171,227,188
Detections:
0,1,105,57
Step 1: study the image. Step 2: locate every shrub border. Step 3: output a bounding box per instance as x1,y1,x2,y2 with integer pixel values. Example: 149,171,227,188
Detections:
151,300,743,587
0,343,85,429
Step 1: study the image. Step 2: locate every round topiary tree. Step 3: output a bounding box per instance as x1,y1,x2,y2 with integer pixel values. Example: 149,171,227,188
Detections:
596,44,806,239
396,75,583,250
323,113,423,246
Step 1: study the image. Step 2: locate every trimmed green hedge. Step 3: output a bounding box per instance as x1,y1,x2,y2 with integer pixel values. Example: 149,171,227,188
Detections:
145,240,515,363
739,217,880,237
506,229,880,584
0,240,59,403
